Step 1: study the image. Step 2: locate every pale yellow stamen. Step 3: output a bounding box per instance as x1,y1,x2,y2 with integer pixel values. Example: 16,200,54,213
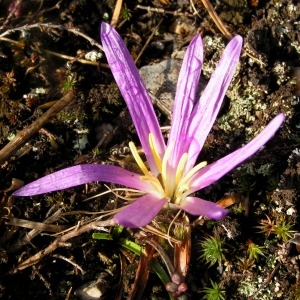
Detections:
174,183,190,204
149,133,162,173
129,134,206,206
176,183,190,196
179,161,207,187
161,142,174,197
129,141,149,176
175,153,188,185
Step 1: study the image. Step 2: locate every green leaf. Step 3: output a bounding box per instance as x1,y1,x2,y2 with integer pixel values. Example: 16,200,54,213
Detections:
118,237,141,255
92,233,113,240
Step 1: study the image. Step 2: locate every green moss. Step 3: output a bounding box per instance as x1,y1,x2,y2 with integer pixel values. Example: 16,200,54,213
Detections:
199,235,226,267
202,280,225,300
246,240,265,260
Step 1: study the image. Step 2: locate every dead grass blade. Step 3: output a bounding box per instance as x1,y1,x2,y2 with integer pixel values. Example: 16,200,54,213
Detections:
111,0,123,27
196,0,266,66
216,193,242,208
129,243,155,300
197,0,232,39
174,215,191,278
5,217,68,232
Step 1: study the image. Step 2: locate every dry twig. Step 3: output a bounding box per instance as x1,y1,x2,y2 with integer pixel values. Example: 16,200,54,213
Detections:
134,19,163,64
0,23,103,51
136,5,194,17
0,90,75,165
10,218,116,273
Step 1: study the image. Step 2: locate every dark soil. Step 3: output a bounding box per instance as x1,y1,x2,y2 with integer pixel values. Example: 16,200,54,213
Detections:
0,0,299,299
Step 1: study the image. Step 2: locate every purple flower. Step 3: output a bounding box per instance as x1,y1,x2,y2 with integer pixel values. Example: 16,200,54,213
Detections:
13,23,285,228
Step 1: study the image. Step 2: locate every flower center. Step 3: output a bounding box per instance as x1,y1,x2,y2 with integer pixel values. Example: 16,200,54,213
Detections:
129,133,207,205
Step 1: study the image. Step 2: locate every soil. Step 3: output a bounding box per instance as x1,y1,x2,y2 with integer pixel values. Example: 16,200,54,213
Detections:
0,0,299,299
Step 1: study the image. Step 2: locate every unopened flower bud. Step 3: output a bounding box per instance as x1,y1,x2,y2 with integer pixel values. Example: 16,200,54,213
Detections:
171,272,183,285
166,282,178,293
178,282,188,293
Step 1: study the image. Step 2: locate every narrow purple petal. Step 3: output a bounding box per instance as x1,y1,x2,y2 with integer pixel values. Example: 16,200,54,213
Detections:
186,36,243,170
13,164,150,196
101,23,165,174
179,196,228,219
114,194,167,228
168,35,203,166
189,113,285,192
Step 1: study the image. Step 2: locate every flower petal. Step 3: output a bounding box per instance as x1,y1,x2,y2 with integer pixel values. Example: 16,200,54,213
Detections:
186,36,243,169
168,35,203,166
114,194,167,228
179,196,228,219
189,113,285,192
101,23,165,174
13,164,150,196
